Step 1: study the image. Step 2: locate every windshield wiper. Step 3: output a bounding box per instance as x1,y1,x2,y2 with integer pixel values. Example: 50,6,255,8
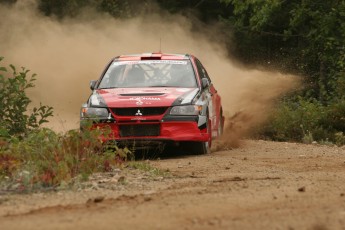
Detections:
150,85,175,87
98,87,117,89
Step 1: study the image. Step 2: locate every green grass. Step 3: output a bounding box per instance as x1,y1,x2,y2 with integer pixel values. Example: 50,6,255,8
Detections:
127,161,170,178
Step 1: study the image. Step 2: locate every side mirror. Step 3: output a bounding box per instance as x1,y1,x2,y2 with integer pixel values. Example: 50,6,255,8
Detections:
90,80,97,90
201,78,210,89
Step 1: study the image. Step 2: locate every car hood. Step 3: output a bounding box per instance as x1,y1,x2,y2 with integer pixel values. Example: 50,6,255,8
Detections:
92,87,199,107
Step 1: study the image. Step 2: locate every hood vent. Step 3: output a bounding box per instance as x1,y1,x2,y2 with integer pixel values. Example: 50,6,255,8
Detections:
119,93,164,96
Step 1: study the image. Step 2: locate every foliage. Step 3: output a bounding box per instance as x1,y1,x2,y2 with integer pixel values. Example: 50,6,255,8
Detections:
127,161,169,178
260,97,326,142
38,0,94,18
0,57,53,139
38,0,148,19
0,126,133,191
36,0,231,23
260,96,345,145
97,0,132,18
219,0,345,143
220,0,345,102
0,60,134,191
0,0,15,5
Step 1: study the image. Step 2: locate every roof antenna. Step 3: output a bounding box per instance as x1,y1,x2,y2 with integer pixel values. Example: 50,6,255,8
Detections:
159,37,162,53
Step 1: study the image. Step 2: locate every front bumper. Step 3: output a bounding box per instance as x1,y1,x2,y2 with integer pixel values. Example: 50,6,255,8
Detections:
82,120,209,142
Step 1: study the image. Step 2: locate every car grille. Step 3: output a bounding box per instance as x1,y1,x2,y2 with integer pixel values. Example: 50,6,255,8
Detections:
112,107,168,116
119,124,160,137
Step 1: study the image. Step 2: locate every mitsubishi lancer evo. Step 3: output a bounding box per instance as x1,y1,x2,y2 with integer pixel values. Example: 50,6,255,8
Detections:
80,53,224,154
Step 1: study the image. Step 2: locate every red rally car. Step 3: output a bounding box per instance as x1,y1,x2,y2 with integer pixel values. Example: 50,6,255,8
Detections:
80,53,224,154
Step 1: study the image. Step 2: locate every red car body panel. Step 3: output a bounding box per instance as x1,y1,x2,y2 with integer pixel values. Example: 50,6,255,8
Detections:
98,87,196,108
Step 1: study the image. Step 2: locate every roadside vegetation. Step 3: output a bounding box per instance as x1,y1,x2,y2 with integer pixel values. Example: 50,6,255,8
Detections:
0,58,138,192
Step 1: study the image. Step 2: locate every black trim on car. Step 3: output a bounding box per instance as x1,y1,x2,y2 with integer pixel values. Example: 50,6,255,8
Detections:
171,89,201,106
162,115,198,122
198,123,207,130
171,96,184,106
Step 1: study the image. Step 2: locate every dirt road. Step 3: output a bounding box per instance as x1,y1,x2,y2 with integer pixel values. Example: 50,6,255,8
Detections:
1,140,345,230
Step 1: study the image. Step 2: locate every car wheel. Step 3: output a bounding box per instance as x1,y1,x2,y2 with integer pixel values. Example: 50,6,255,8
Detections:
189,140,210,155
189,116,212,155
217,112,224,138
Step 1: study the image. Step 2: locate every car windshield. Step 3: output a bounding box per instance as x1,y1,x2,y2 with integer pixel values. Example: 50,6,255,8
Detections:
98,60,197,89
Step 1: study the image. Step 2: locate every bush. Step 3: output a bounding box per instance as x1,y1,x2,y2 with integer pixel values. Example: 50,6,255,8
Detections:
0,59,134,191
259,96,345,145
260,98,322,142
322,100,345,132
0,126,133,190
0,57,53,139
260,97,326,142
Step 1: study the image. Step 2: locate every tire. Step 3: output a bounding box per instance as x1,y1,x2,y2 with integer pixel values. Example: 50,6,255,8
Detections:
188,115,212,155
189,141,210,155
217,113,224,138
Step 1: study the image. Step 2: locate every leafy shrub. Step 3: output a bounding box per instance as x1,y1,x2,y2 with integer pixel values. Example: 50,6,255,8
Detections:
322,100,345,132
0,126,133,190
259,96,345,145
334,132,345,146
260,97,326,142
0,57,53,138
0,58,135,192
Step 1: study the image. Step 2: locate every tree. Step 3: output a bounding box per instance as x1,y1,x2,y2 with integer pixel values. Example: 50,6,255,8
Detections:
220,0,345,103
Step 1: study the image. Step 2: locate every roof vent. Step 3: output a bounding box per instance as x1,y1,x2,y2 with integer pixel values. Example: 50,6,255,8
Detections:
141,53,162,60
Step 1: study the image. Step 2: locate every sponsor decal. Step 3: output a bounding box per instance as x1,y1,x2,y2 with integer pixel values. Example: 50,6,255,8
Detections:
130,97,158,106
129,97,161,101
131,117,146,121
112,60,188,66
136,99,143,106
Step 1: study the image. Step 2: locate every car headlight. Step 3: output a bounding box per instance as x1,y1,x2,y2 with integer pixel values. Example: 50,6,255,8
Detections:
81,107,109,119
170,105,202,116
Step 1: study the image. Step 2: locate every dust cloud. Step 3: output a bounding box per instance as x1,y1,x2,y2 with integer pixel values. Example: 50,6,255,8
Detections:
0,1,298,146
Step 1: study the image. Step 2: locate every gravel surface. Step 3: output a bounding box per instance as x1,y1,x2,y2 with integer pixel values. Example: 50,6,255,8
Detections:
1,140,345,230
